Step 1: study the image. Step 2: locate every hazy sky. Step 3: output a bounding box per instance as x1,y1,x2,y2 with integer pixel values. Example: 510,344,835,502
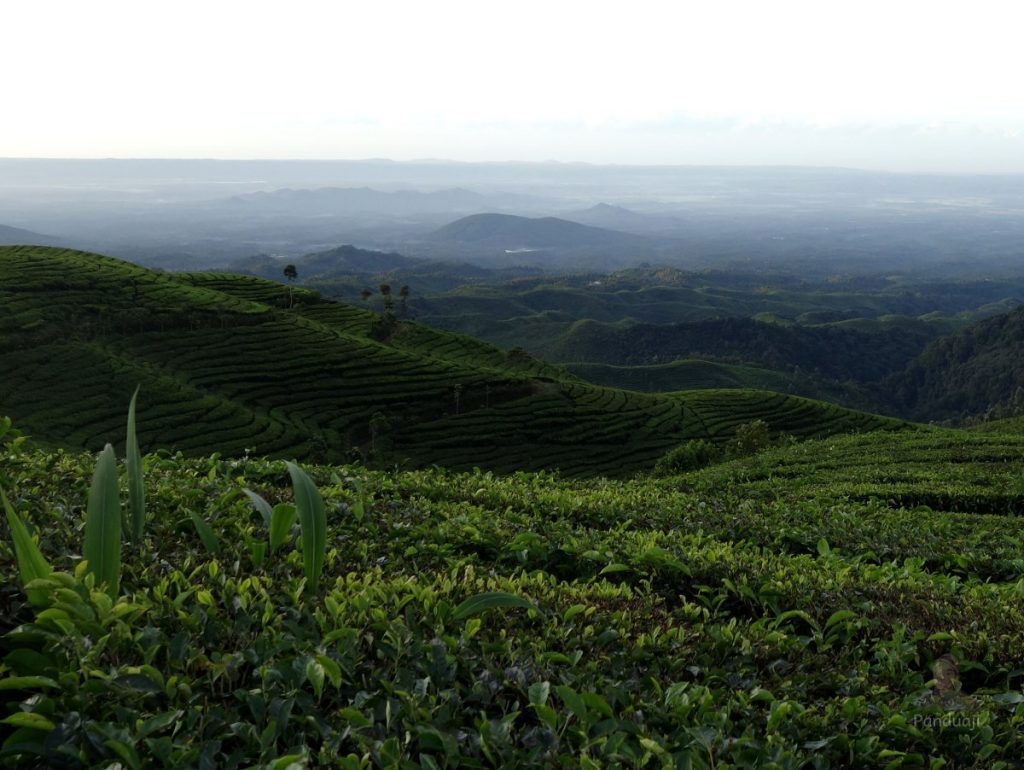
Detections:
4,0,1023,171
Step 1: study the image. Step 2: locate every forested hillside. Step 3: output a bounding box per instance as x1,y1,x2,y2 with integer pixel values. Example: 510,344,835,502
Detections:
889,305,1024,421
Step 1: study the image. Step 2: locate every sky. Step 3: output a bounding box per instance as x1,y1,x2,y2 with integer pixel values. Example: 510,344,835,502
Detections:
3,0,1023,171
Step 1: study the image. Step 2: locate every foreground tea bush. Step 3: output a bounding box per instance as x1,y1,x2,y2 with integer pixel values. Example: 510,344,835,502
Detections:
3,441,1024,767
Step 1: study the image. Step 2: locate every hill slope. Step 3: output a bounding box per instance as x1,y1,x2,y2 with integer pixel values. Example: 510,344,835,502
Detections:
0,246,907,475
0,223,63,246
889,305,1024,420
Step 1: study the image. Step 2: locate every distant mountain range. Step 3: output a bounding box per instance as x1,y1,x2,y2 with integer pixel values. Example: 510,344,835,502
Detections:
226,186,492,216
0,223,63,246
228,244,420,278
561,203,664,234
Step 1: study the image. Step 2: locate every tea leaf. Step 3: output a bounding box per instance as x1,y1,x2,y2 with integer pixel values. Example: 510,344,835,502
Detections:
1,486,52,607
452,591,534,621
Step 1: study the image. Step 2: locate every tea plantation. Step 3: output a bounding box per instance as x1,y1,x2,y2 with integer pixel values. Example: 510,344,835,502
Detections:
0,246,905,477
2,420,1024,768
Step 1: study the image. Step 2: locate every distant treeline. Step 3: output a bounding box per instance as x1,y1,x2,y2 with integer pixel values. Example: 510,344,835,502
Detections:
543,317,942,384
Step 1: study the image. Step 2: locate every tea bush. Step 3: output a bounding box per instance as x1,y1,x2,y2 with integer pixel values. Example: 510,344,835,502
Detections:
3,429,1024,767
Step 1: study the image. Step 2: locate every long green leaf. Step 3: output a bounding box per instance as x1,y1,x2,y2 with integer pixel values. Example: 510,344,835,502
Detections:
243,489,274,527
189,512,220,554
83,444,121,597
269,503,296,552
126,386,146,542
286,462,326,594
1,487,52,607
452,591,535,621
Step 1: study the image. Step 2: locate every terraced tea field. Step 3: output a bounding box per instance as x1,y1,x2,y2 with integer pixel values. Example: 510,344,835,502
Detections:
565,358,804,394
677,428,1024,516
0,246,908,475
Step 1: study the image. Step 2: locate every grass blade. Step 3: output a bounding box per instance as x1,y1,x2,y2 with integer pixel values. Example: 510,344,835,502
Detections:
126,386,146,542
269,503,296,552
189,512,220,554
83,444,121,597
452,591,535,621
1,487,52,607
286,461,326,594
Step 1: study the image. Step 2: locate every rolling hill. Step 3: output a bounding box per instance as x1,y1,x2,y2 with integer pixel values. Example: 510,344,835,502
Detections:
561,202,665,234
0,245,908,476
224,244,507,296
414,213,665,268
426,213,651,250
227,244,422,279
564,358,817,394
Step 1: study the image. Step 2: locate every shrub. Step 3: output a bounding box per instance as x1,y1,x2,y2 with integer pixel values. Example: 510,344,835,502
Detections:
728,419,772,457
653,439,723,475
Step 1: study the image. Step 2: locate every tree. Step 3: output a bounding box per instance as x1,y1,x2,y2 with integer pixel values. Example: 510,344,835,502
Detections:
379,284,394,315
360,288,373,302
398,285,410,317
283,264,298,308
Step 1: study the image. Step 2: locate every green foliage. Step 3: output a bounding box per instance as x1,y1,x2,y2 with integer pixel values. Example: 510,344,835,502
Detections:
125,385,146,542
286,461,327,593
82,444,121,597
242,488,274,527
653,439,722,475
728,418,772,457
451,591,535,620
269,503,296,552
890,305,1024,421
2,438,1024,767
0,417,26,456
1,487,52,607
188,511,220,554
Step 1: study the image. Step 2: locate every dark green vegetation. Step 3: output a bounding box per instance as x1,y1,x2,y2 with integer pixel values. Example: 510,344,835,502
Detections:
889,306,1024,421
226,245,1024,424
395,268,1024,421
3,422,1024,767
0,246,904,476
565,359,811,398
